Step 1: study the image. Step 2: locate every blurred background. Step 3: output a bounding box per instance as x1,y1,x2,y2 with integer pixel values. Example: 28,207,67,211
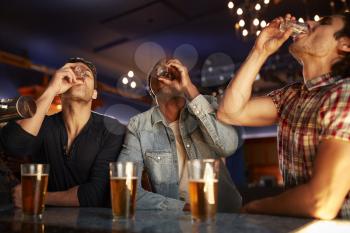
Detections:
0,0,349,202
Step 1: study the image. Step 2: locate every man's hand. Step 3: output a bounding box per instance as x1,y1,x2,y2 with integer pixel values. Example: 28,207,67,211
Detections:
158,59,199,100
48,63,83,95
254,14,294,57
12,184,22,208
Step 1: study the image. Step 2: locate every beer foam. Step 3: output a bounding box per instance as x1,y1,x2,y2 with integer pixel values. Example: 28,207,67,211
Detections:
189,179,218,183
110,177,137,180
21,174,49,176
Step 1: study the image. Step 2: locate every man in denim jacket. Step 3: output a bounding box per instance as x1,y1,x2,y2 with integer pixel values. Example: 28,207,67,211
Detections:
118,59,242,212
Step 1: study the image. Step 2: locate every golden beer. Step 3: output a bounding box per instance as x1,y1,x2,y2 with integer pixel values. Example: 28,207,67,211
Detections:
21,174,49,216
110,177,137,219
189,179,218,222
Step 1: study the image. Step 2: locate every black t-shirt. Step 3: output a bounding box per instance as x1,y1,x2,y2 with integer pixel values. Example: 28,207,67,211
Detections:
1,112,125,207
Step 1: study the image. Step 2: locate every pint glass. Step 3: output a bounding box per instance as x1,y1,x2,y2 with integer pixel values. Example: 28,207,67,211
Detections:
187,159,219,223
21,164,49,219
109,162,138,220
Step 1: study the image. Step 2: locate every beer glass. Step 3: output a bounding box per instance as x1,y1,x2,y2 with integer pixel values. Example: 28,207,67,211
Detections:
21,164,49,219
109,162,138,220
187,159,219,223
280,20,309,37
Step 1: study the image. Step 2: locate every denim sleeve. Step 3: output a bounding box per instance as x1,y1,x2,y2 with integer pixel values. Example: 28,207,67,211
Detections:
188,95,240,157
118,117,185,210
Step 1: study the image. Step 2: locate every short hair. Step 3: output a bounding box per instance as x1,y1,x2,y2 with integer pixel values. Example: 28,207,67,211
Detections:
67,57,97,89
332,12,350,78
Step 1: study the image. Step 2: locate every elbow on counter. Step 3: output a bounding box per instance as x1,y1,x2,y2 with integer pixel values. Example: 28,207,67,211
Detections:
307,193,341,220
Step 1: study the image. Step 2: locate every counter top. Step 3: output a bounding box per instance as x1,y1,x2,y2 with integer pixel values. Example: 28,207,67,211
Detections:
1,206,350,233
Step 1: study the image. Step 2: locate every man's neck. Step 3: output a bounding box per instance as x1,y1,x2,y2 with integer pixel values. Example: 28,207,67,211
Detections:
302,56,338,81
62,100,92,137
158,96,186,123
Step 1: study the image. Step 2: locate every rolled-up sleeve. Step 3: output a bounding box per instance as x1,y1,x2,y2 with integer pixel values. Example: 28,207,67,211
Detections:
78,124,125,207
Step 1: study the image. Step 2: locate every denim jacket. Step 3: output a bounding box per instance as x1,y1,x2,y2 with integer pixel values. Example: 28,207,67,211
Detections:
118,95,242,212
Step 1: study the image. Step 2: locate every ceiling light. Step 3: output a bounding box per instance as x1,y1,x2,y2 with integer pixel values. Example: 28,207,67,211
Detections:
228,1,234,9
127,70,134,78
242,29,248,37
239,19,245,27
255,3,261,11
122,77,129,85
253,18,260,26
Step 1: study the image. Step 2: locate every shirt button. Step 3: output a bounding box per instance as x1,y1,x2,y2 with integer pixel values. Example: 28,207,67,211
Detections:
186,144,190,148
196,111,200,114
193,105,197,109
157,156,161,160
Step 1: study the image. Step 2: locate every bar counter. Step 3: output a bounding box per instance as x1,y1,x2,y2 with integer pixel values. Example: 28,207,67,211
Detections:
1,203,350,233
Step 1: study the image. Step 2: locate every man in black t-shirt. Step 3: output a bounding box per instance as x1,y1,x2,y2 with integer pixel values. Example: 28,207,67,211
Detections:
1,58,125,207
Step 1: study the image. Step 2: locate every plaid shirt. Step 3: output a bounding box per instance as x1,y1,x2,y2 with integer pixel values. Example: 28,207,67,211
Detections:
268,73,350,218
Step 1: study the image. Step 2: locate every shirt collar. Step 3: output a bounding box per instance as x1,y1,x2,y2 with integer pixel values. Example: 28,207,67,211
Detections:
151,106,167,127
150,105,198,133
304,73,340,91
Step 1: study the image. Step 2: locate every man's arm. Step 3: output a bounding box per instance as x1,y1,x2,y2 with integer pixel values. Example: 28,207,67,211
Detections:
17,63,81,136
242,138,350,220
45,186,79,206
217,16,293,127
12,184,79,208
164,59,239,156
118,118,186,211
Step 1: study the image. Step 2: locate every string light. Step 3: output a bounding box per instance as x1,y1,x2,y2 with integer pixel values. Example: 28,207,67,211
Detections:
264,0,270,4
253,18,260,26
260,20,267,28
239,19,245,27
256,30,261,36
237,8,243,15
242,29,248,36
255,3,261,11
298,17,304,23
314,15,320,21
228,1,234,9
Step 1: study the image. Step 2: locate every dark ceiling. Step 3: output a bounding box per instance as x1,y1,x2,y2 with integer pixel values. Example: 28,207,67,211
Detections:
0,0,348,97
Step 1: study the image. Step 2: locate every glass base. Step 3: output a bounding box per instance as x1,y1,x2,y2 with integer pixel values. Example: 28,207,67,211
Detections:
22,213,43,221
191,216,216,224
112,215,135,221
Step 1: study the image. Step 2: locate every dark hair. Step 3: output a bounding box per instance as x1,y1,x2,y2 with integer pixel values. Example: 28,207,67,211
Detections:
332,12,350,78
67,57,97,89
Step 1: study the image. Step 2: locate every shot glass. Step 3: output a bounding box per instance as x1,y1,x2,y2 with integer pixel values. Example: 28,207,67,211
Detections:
280,20,309,37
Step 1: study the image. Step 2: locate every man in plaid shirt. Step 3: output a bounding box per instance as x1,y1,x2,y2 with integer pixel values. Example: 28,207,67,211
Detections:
218,13,350,219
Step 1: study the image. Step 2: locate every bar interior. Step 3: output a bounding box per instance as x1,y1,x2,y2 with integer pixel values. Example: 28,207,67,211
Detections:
1,0,350,232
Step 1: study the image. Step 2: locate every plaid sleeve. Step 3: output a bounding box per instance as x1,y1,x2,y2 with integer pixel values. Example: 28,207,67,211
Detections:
267,83,299,116
318,82,350,141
